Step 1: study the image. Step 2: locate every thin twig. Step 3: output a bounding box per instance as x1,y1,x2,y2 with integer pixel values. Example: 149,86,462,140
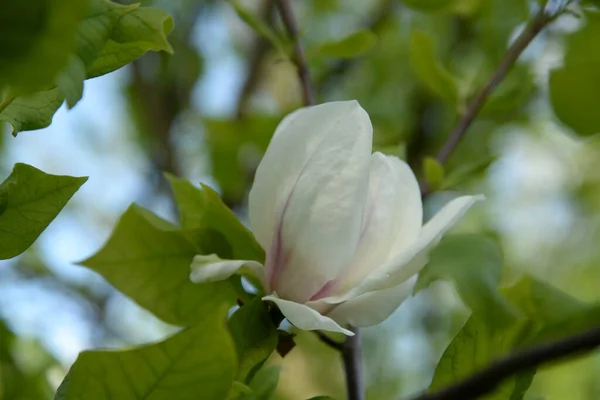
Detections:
314,330,344,351
342,325,365,400
411,325,600,400
435,8,552,164
275,0,315,105
419,7,555,196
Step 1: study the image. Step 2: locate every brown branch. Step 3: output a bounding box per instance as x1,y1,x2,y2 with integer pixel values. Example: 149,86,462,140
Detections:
235,0,276,118
275,0,315,105
411,325,600,400
420,7,555,196
342,325,365,400
435,8,552,164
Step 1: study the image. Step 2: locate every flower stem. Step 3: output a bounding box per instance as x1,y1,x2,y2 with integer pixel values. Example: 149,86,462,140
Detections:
342,325,365,400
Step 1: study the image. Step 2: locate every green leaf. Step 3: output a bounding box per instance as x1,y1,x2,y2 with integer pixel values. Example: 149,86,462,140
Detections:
0,0,89,93
416,234,519,329
550,12,600,136
0,163,87,260
86,6,174,78
423,156,445,191
80,204,238,326
226,382,256,400
204,116,279,206
229,299,278,383
429,276,595,399
314,30,377,59
228,0,288,56
402,0,457,12
249,366,280,400
440,156,496,190
0,89,64,136
55,306,236,400
1,1,174,134
56,56,86,109
409,30,458,104
167,175,264,262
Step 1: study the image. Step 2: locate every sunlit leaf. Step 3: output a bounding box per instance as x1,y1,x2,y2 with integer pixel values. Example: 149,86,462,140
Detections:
0,89,64,136
409,30,458,104
423,156,445,191
167,175,264,262
0,163,87,260
229,299,278,383
550,12,600,137
314,30,377,59
226,382,255,400
55,306,236,400
80,204,238,326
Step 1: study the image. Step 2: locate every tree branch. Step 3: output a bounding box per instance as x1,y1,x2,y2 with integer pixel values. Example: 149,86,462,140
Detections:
411,325,600,400
342,325,365,400
420,6,556,196
275,0,315,105
314,330,344,351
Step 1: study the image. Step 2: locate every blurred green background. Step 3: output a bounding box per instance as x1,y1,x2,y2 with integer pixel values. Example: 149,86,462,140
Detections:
2,0,600,399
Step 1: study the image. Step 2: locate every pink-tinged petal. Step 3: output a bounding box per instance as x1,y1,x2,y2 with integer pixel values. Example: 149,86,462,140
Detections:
190,254,266,289
249,101,373,302
262,294,354,336
334,153,422,293
316,195,483,306
326,277,417,327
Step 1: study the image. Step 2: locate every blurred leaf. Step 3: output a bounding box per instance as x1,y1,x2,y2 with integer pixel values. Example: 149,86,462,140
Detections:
80,204,238,327
423,156,445,191
227,382,256,400
204,116,280,204
550,12,600,137
249,366,280,400
55,306,236,400
417,234,519,328
0,0,88,93
429,275,595,399
229,0,288,56
56,56,86,108
86,6,174,78
313,30,377,59
167,175,264,262
0,163,87,260
1,0,174,134
402,0,457,12
409,30,458,104
229,299,278,383
441,156,496,190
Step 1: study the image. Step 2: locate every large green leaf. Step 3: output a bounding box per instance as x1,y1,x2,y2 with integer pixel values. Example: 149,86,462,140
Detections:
416,234,519,329
409,30,458,104
428,276,595,400
80,204,238,326
55,306,236,400
0,0,88,93
0,163,87,260
313,30,377,59
0,0,174,135
167,175,264,262
229,299,278,383
249,366,280,400
550,12,600,137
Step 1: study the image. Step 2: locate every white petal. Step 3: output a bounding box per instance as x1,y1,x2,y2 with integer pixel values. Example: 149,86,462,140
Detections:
262,294,354,336
249,101,373,302
190,254,265,287
321,194,483,304
334,153,422,293
327,276,417,327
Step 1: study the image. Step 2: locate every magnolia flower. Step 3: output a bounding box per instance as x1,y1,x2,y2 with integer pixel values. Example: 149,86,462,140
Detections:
191,101,481,336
